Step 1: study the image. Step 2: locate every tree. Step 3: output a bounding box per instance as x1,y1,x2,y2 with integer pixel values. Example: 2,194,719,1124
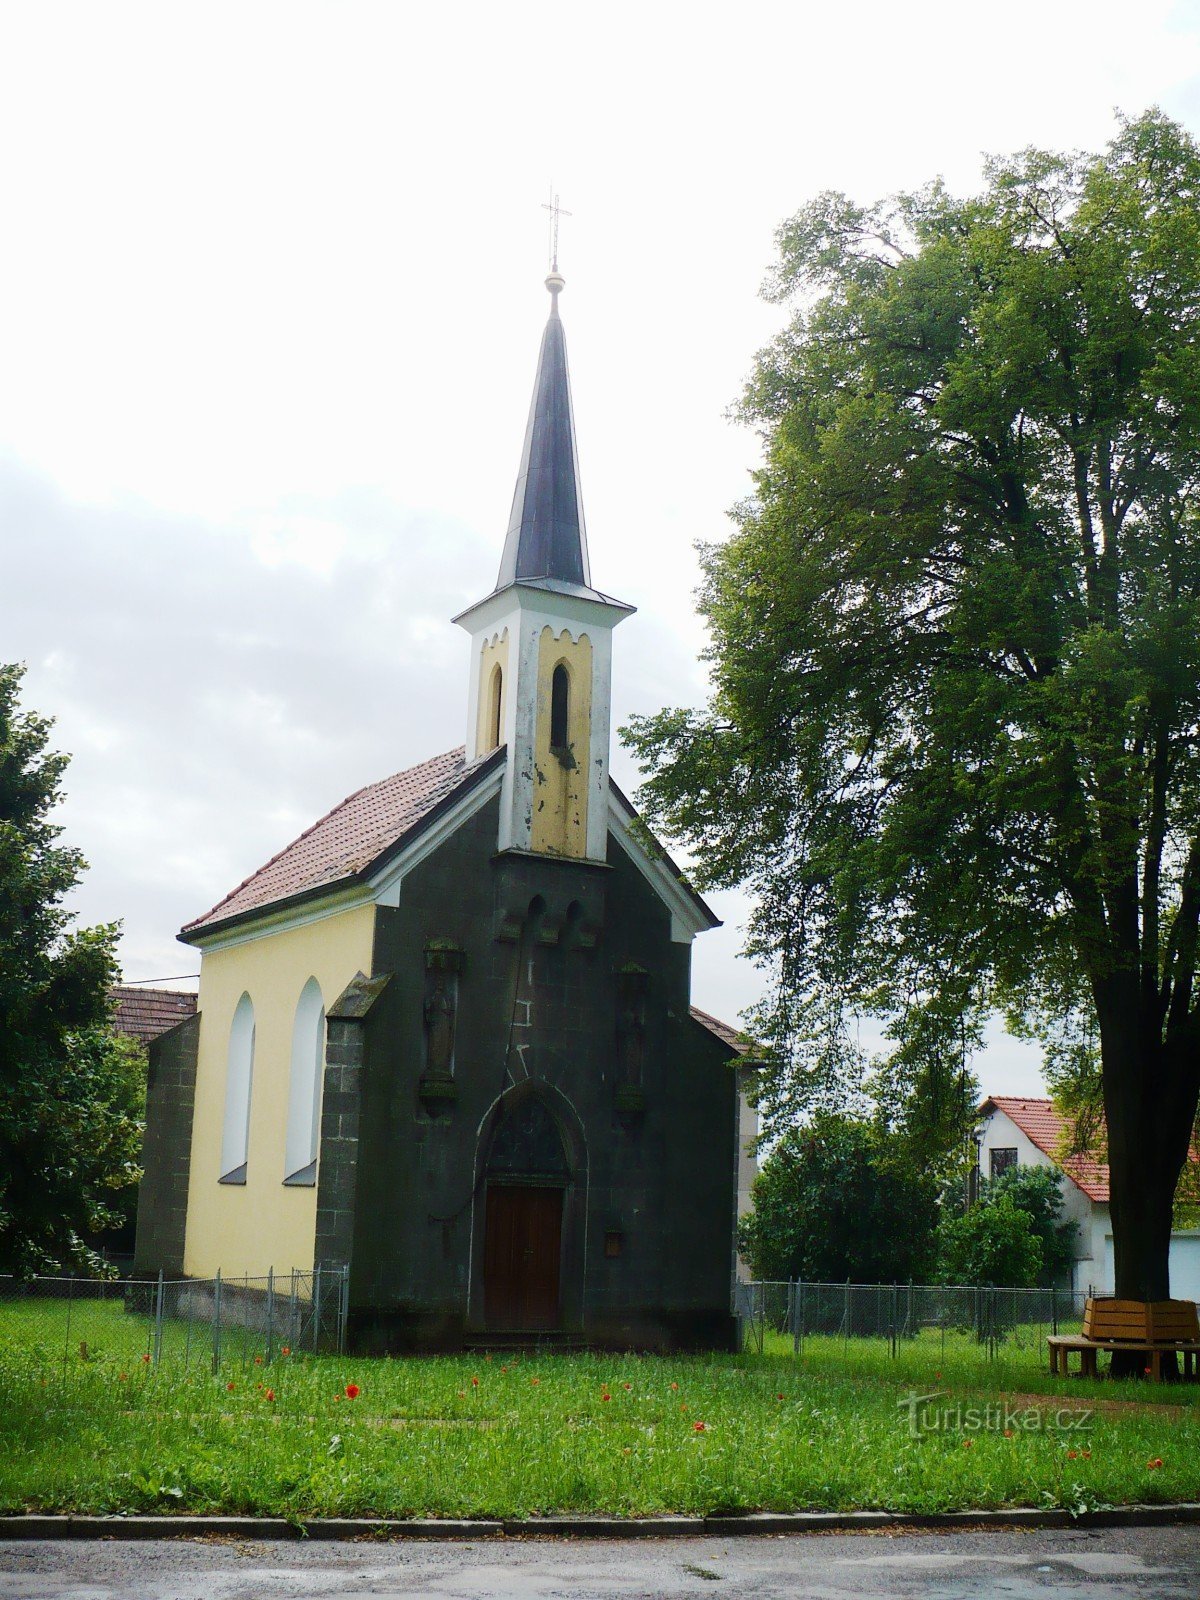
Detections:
938,1192,1044,1288
0,663,135,1274
990,1164,1079,1286
624,111,1200,1309
738,1114,939,1283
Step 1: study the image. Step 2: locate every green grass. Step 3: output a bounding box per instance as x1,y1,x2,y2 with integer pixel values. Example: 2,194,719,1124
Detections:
0,1297,1197,1518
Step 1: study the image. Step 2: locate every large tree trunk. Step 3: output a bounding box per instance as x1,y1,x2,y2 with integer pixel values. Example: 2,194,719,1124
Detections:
1097,983,1200,1374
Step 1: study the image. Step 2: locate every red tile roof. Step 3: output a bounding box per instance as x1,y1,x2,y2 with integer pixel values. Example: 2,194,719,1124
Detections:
182,747,499,938
111,986,197,1045
690,1005,753,1055
981,1095,1110,1203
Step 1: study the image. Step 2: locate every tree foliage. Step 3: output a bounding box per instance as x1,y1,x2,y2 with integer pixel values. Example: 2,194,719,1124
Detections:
946,1165,1078,1287
937,1192,1044,1289
625,111,1200,1299
0,663,136,1274
738,1114,939,1282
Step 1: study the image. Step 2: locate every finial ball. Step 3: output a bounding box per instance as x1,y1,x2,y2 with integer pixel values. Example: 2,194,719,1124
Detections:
545,270,566,297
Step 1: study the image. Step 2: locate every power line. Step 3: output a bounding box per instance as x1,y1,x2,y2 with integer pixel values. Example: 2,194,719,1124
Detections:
119,974,200,986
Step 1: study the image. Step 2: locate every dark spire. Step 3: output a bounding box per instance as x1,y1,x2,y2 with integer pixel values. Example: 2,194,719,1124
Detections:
495,272,591,591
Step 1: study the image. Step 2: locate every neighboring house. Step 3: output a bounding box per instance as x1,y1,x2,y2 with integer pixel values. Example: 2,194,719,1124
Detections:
135,270,753,1351
978,1095,1200,1300
111,986,197,1045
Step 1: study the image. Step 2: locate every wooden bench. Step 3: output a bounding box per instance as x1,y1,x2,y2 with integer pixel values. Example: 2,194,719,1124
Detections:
1048,1297,1200,1380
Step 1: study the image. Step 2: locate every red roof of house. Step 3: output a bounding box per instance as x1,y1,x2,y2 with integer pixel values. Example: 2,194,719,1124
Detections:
690,1005,753,1055
182,747,499,938
111,986,198,1044
981,1095,1111,1203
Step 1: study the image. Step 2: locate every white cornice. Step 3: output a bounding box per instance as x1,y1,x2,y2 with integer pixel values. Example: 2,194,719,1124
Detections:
606,789,719,944
182,882,374,954
453,583,634,637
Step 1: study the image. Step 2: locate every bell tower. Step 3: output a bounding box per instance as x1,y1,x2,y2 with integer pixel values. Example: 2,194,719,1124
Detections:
454,269,633,862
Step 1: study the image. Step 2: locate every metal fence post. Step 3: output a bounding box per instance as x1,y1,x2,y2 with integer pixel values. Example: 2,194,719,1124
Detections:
212,1269,222,1375
313,1263,322,1354
266,1267,275,1362
843,1279,850,1347
339,1264,350,1353
62,1274,73,1381
153,1269,165,1367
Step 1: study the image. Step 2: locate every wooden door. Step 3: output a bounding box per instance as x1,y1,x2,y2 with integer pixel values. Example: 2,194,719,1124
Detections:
483,1183,563,1330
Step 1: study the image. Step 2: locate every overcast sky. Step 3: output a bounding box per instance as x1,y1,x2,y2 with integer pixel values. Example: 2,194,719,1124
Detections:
3,1,1200,1098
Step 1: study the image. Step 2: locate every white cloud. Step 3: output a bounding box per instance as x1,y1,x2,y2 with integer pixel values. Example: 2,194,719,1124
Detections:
2,0,1198,1087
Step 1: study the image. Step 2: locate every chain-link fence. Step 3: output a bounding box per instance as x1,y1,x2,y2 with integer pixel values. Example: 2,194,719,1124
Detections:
735,1279,1097,1362
0,1266,349,1377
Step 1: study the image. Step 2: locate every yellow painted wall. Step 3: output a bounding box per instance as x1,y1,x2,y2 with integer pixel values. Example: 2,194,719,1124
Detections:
182,902,376,1278
531,626,592,858
474,630,509,758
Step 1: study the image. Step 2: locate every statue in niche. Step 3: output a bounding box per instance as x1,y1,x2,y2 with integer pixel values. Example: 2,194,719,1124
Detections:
419,943,463,1111
423,976,457,1079
615,966,648,1087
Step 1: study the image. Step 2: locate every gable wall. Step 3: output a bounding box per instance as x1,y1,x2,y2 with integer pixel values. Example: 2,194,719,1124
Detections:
182,902,376,1278
321,794,739,1348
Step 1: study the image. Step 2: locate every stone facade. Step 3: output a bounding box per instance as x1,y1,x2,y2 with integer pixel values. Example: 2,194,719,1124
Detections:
312,796,740,1350
133,1013,200,1276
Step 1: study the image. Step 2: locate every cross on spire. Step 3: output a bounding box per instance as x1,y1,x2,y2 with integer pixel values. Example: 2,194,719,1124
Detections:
542,186,571,272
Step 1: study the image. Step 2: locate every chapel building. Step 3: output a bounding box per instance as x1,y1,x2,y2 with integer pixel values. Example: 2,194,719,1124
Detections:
135,269,752,1350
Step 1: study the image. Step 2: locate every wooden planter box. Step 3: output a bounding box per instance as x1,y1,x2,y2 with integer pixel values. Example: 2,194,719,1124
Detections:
1082,1297,1199,1343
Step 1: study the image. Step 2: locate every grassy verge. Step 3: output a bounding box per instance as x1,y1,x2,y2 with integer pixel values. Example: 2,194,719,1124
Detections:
0,1302,1196,1518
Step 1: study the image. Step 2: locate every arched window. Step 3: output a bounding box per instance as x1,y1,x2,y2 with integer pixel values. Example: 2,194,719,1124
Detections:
550,663,570,749
488,663,504,750
284,977,325,1185
220,993,255,1184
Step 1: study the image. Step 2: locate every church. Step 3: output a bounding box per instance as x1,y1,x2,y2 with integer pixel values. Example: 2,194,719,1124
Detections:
135,266,752,1351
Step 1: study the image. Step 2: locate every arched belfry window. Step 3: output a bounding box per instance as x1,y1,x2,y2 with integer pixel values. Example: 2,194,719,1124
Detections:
284,977,325,1186
220,993,255,1184
550,663,570,750
488,663,504,751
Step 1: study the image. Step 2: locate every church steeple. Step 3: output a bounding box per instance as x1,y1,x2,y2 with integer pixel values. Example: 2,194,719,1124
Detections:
495,272,591,592
454,269,633,864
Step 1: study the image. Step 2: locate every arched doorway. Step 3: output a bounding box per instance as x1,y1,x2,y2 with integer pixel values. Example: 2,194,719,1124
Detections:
482,1096,569,1331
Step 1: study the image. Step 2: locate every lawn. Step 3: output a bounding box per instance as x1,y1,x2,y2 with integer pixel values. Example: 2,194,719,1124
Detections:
0,1297,1196,1518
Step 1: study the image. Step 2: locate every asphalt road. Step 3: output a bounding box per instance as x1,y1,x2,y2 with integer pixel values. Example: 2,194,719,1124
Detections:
2,1528,1200,1600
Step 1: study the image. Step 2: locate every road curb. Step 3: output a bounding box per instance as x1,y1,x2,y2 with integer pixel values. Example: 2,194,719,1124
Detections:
2,1504,1200,1540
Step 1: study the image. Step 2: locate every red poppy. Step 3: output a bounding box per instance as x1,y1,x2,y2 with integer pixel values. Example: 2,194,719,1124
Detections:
1148,1457,1164,1470
226,1382,236,1393
601,1392,611,1402
531,1378,540,1386
501,1365,509,1374
776,1393,785,1401
680,1403,688,1412
254,1355,263,1365
1067,1449,1078,1460
471,1377,479,1388
457,1390,466,1399
623,1382,631,1391
118,1373,128,1383
962,1438,974,1449
1083,1449,1092,1459
670,1382,679,1391
141,1353,151,1363
264,1388,275,1402
1003,1429,1013,1439
281,1346,291,1357
345,1383,361,1400
693,1420,707,1432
